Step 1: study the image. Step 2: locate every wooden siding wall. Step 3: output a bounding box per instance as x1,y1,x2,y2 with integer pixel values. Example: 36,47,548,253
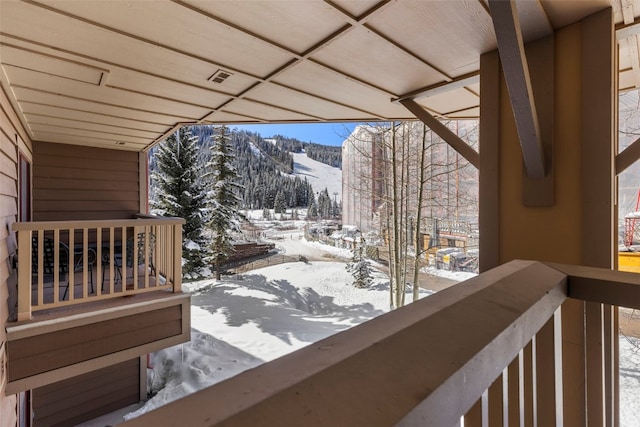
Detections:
33,141,140,221
32,358,140,427
1,86,30,427
8,304,182,383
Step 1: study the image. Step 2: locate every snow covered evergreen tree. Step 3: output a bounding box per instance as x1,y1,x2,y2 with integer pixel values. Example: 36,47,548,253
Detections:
273,190,286,214
205,125,243,280
346,231,373,288
317,188,332,218
150,127,209,276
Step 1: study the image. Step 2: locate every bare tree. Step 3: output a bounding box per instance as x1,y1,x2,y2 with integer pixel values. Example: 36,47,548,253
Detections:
341,120,479,308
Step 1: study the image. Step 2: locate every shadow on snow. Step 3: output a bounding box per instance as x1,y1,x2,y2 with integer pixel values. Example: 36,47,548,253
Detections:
191,274,384,346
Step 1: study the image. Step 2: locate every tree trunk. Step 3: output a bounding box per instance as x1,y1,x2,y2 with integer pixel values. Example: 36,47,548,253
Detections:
413,124,428,302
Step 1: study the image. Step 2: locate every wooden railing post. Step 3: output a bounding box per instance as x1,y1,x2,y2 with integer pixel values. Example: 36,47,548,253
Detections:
173,222,182,293
16,229,32,321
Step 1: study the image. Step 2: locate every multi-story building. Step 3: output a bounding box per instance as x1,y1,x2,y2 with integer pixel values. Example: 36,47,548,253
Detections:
341,125,385,234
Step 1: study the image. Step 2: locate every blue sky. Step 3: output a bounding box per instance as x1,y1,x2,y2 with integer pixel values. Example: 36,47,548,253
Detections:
232,123,358,147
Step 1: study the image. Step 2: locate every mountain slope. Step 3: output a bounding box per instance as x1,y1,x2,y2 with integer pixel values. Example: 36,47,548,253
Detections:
290,151,342,200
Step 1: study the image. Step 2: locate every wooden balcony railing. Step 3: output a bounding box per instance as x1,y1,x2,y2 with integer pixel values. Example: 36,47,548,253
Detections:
121,260,639,427
13,216,184,321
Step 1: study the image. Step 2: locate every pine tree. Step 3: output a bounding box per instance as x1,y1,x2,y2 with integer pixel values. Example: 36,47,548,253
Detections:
274,190,286,214
346,232,373,288
205,125,243,280
317,188,331,218
150,127,209,276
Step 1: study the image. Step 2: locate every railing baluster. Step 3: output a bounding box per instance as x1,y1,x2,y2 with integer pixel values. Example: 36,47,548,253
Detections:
536,309,560,426
121,226,127,293
586,301,605,426
82,227,88,299
96,227,102,296
36,229,43,308
173,222,182,292
53,229,60,303
517,350,525,427
108,226,115,294
523,340,536,427
488,375,504,426
68,228,74,302
506,357,519,426
144,225,150,289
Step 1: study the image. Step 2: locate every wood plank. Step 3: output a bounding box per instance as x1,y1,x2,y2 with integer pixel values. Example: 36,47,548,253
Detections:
0,86,31,148
521,35,554,207
0,151,17,181
581,8,615,269
616,135,640,174
32,177,140,191
479,50,501,272
536,310,562,426
34,200,140,213
33,210,139,222
33,189,138,202
549,262,640,309
35,358,138,400
35,364,139,415
0,174,18,198
34,166,139,182
21,103,168,133
10,305,182,357
0,127,18,163
9,318,182,381
33,359,140,426
488,0,545,179
34,140,140,162
34,152,139,172
585,301,605,425
0,194,17,218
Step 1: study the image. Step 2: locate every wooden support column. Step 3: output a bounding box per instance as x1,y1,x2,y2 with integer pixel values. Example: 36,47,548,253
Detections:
479,7,616,426
479,50,501,273
581,9,616,427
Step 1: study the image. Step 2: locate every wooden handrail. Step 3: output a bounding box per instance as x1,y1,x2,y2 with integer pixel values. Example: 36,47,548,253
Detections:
12,216,184,231
118,260,572,426
120,260,640,427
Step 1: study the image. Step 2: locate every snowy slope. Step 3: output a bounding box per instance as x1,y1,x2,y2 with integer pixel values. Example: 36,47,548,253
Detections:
290,151,342,200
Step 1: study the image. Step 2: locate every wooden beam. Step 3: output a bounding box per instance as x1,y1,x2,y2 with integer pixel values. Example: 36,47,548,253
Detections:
393,72,479,103
616,135,640,174
399,98,480,169
617,18,640,40
488,0,546,179
548,263,640,310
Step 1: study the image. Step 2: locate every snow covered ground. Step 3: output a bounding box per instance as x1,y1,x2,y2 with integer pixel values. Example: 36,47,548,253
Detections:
290,151,342,200
80,227,640,426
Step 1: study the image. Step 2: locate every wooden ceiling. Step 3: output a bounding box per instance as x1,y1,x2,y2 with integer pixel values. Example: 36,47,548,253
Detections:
0,0,637,151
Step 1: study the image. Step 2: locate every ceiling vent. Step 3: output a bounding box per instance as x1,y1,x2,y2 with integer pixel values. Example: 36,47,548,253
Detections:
208,69,233,84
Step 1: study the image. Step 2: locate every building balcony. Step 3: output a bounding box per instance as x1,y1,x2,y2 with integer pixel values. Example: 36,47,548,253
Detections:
119,260,638,426
5,216,190,395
